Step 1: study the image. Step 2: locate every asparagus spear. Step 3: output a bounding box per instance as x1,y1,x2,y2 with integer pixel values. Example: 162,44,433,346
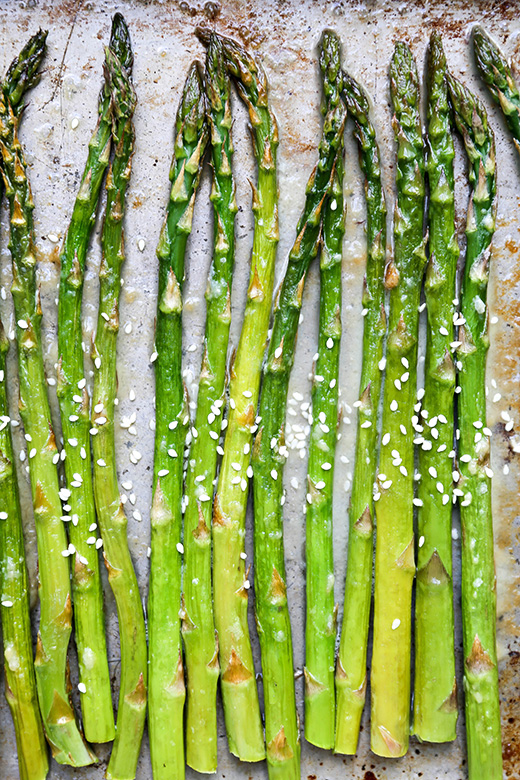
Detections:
0,30,49,780
182,34,235,774
91,28,146,780
334,67,387,754
303,30,345,751
447,71,502,780
56,15,130,744
0,76,95,769
195,28,278,761
473,26,520,151
0,317,48,780
370,42,426,758
412,32,458,743
148,62,208,780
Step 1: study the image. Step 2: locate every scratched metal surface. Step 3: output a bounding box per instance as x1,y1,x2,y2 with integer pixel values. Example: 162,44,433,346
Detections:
0,0,518,778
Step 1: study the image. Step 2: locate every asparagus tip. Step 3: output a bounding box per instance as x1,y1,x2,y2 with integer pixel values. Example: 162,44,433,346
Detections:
110,12,133,72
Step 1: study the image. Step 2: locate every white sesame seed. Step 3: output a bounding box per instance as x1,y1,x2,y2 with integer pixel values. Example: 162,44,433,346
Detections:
379,357,386,371
361,421,372,428
419,535,425,547
271,469,278,480
392,619,401,630
382,433,390,446
176,543,184,554
150,351,158,363
390,400,398,412
400,425,407,436
274,347,283,359
158,469,169,477
412,498,423,507
321,462,332,471
326,337,334,349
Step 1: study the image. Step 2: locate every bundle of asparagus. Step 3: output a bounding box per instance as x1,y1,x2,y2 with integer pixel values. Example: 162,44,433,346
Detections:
0,31,49,780
90,17,148,780
148,61,208,780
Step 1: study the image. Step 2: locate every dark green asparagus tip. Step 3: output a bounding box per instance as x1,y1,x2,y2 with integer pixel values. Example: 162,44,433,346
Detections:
176,60,207,147
205,33,229,112
429,31,447,72
472,26,512,90
319,30,342,111
447,73,492,152
390,41,420,114
110,12,133,73
4,28,48,114
104,44,136,125
195,27,267,107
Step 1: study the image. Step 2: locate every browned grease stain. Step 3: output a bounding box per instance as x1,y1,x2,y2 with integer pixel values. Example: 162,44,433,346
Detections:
132,195,145,210
505,237,519,254
501,651,520,778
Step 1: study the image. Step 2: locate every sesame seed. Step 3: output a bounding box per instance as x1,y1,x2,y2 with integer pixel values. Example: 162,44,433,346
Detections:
274,347,283,359
394,379,402,391
326,337,334,349
379,357,386,371
390,400,398,412
412,498,423,507
158,469,169,477
315,481,326,490
1,600,13,607
418,535,425,547
322,462,332,471
176,543,184,553
361,421,372,428
271,469,278,480
460,454,471,463
382,433,390,446
231,462,241,472
97,458,106,467
0,512,7,520
17,319,28,330
95,538,103,549
400,425,406,435
399,465,408,477
392,619,401,630
439,326,449,336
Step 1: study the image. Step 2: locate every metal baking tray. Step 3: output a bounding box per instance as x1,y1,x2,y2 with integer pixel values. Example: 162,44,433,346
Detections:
0,0,518,778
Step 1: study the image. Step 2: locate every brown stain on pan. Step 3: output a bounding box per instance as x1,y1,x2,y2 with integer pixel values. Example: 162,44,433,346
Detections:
500,650,520,778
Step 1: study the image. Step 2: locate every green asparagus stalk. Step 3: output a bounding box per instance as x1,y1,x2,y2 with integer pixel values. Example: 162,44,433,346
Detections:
370,42,426,758
473,26,520,151
91,28,146,780
0,81,95,769
412,32,458,744
56,14,130,744
303,30,345,751
4,29,47,116
0,30,49,780
148,62,208,780
195,28,278,762
182,34,235,775
0,317,48,780
251,32,346,775
334,66,387,754
447,71,502,780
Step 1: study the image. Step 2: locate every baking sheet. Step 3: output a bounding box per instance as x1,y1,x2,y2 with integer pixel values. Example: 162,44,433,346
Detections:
0,0,519,778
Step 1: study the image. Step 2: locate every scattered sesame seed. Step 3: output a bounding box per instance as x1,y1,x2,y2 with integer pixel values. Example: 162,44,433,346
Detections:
274,346,283,359
158,469,169,477
326,337,334,349
150,351,158,363
379,357,386,371
439,326,449,336
392,619,401,630
361,420,372,428
418,535,425,547
412,498,423,507
390,400,398,412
